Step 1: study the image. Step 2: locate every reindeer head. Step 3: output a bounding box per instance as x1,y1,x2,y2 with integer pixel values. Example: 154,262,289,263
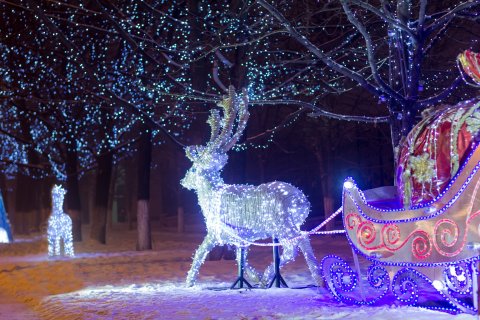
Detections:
51,184,66,213
181,86,249,191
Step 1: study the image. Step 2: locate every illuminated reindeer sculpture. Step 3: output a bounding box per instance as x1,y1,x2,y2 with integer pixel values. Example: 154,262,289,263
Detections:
47,185,74,257
182,86,321,287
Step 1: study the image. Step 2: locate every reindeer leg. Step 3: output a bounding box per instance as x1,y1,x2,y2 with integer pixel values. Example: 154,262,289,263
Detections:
236,246,260,284
64,229,74,256
297,237,323,287
261,242,297,288
47,233,54,256
54,236,61,256
186,234,217,287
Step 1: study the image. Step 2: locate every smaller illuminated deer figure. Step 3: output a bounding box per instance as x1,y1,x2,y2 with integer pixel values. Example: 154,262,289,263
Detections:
47,185,74,257
182,86,321,287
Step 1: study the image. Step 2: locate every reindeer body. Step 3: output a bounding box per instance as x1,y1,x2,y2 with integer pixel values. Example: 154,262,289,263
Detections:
199,182,310,243
183,87,321,287
47,212,74,256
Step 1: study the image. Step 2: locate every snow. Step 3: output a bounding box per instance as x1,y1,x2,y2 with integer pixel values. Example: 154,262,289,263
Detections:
0,224,477,319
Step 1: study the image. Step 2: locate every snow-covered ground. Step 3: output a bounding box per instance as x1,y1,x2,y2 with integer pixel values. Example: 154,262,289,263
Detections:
0,223,477,319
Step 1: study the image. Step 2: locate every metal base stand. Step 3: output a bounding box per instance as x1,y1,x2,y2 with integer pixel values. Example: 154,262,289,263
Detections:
268,238,288,288
230,247,252,289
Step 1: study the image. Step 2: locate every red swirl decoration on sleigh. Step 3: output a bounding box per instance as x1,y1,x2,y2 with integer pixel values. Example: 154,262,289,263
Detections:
345,211,480,260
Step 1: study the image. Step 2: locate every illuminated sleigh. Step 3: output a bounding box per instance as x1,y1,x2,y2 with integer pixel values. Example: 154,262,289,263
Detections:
321,51,480,314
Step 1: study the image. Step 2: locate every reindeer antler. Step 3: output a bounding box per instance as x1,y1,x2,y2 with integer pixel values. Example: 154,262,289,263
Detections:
185,105,222,162
212,86,237,150
207,109,222,147
222,87,249,152
208,86,249,152
199,86,250,155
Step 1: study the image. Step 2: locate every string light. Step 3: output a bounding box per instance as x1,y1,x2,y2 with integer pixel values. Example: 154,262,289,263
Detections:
0,228,8,243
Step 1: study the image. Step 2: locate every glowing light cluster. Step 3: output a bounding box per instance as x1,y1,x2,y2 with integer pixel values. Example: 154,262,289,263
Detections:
0,228,8,243
0,192,12,243
182,88,321,287
47,185,74,257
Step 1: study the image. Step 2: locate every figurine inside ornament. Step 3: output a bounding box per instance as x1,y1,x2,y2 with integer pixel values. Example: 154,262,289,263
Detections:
321,50,480,314
181,86,322,288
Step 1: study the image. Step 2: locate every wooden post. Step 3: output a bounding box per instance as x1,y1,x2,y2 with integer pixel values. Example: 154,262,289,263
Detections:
177,206,184,233
136,129,152,251
136,199,151,250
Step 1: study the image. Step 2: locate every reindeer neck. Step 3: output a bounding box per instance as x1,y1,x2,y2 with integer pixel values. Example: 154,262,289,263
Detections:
197,170,224,191
53,204,63,210
195,171,224,221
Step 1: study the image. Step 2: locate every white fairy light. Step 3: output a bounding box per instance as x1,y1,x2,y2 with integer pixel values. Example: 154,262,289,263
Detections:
432,280,444,291
47,185,74,257
0,192,12,242
0,228,8,243
343,181,354,189
182,86,321,287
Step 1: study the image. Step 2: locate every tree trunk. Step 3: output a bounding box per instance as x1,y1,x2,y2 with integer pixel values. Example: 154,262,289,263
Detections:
136,130,152,251
315,140,334,231
13,115,45,234
14,173,38,234
66,148,82,241
123,157,136,230
107,165,117,230
90,152,113,244
38,178,53,231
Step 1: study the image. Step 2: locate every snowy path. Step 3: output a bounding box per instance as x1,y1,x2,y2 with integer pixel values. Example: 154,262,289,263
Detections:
0,226,477,319
0,292,38,319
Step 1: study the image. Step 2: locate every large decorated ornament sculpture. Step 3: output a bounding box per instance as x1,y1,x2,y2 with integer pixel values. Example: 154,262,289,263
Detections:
47,185,74,257
322,51,480,313
182,86,321,287
0,191,13,243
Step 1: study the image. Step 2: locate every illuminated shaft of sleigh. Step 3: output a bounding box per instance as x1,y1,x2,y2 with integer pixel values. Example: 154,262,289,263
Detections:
181,86,321,287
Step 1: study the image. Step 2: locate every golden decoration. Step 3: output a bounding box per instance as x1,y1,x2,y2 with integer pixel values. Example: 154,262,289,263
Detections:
408,153,435,184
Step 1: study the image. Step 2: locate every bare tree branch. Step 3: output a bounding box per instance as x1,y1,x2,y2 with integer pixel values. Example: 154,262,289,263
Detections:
341,0,402,102
24,0,187,148
426,1,480,33
348,0,416,40
253,99,389,123
212,60,228,92
417,76,464,108
257,0,391,99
